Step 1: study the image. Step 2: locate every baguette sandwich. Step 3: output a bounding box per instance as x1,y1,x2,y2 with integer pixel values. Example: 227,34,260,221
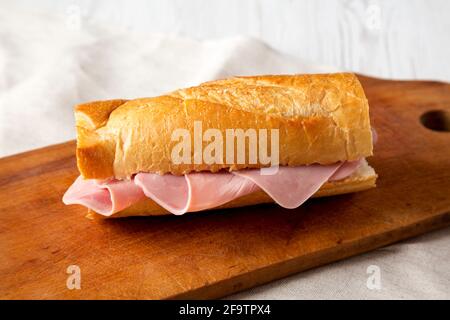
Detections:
63,73,377,217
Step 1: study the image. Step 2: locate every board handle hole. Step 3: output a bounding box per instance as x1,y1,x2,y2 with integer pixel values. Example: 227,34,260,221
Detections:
420,110,450,132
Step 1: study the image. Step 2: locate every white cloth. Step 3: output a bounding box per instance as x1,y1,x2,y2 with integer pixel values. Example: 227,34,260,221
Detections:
0,5,448,299
0,4,336,157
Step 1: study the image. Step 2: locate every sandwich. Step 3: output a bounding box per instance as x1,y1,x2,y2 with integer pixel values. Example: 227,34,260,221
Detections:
63,73,377,218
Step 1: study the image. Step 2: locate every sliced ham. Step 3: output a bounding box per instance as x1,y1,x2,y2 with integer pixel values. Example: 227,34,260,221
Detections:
62,176,145,216
233,163,342,209
63,161,359,216
329,159,362,181
135,172,259,215
134,173,189,215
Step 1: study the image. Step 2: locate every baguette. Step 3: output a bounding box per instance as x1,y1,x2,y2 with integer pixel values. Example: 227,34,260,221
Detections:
75,73,373,180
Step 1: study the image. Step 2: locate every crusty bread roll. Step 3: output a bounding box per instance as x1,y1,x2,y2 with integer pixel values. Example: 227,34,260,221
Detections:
102,159,376,218
75,73,373,180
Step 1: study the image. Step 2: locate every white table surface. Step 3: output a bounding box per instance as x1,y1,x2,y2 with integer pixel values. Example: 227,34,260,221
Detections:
0,1,449,299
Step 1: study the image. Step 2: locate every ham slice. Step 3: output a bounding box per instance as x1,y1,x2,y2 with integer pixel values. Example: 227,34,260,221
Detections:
63,161,360,216
135,172,259,215
62,176,145,215
233,163,342,209
329,159,362,181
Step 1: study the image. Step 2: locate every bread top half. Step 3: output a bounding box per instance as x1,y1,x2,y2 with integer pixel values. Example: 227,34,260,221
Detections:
75,73,373,179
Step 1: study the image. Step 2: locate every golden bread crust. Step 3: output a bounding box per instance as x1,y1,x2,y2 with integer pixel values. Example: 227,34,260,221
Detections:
75,73,373,179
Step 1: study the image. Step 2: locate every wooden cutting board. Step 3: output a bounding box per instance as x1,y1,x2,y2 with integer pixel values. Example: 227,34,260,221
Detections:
0,76,449,299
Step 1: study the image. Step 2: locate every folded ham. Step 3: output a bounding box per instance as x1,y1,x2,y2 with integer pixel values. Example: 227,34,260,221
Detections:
63,159,363,216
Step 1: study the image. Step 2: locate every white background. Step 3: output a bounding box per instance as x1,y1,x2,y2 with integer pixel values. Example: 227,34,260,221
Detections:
0,0,449,299
7,0,450,81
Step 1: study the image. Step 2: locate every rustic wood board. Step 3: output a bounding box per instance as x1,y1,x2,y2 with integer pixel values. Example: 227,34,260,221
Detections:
0,76,449,299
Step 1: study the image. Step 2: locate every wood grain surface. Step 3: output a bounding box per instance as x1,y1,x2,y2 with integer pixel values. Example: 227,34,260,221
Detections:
0,76,449,299
10,0,450,82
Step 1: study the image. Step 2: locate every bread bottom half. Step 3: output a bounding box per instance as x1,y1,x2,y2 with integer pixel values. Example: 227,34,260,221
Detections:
89,160,377,218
